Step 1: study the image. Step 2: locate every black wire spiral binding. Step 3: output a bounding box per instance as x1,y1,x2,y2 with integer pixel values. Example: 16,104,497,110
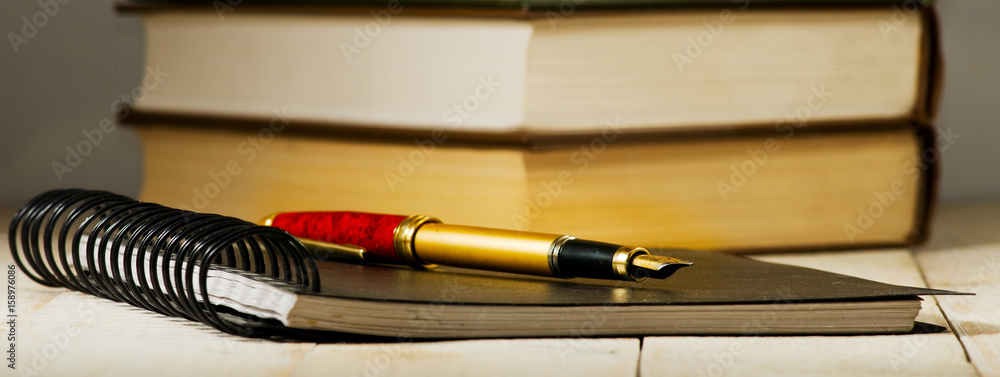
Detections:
8,189,320,337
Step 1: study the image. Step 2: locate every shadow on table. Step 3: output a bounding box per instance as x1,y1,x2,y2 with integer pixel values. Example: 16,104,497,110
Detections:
908,321,949,335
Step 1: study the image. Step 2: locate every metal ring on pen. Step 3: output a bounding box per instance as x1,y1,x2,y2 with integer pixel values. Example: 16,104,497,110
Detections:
8,189,319,337
393,214,441,267
611,246,649,282
547,235,576,278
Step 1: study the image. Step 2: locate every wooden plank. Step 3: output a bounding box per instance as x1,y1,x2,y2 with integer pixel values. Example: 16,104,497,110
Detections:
915,200,1000,377
16,293,315,376
289,338,639,377
641,249,977,377
641,335,973,377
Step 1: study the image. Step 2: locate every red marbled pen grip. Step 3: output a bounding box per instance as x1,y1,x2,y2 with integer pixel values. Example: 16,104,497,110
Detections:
268,211,408,263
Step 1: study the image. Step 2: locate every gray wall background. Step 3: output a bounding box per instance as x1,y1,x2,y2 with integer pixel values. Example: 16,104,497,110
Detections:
1,1,997,207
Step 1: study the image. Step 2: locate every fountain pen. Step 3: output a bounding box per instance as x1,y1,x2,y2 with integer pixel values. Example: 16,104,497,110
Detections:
260,211,692,282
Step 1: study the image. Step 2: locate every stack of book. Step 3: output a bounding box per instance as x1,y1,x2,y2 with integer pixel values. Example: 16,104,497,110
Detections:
11,0,952,340
121,0,941,252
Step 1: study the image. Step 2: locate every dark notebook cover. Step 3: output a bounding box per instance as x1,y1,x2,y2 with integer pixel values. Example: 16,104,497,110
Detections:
308,249,959,306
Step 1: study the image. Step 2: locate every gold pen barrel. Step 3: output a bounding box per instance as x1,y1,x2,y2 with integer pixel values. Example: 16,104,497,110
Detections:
411,223,561,277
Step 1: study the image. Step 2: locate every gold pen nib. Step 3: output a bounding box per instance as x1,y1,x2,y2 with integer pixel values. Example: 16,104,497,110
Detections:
630,254,693,280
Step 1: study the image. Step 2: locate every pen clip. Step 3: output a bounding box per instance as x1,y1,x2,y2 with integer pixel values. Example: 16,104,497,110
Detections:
297,237,367,263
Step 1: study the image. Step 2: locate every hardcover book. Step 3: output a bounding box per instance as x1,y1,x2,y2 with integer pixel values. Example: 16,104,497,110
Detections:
120,2,940,135
135,124,936,252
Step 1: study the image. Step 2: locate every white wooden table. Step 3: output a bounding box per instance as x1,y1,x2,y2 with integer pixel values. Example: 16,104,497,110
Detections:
1,201,996,377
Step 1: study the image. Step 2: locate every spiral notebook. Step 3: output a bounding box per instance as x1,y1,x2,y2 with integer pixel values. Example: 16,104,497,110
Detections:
9,189,962,339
